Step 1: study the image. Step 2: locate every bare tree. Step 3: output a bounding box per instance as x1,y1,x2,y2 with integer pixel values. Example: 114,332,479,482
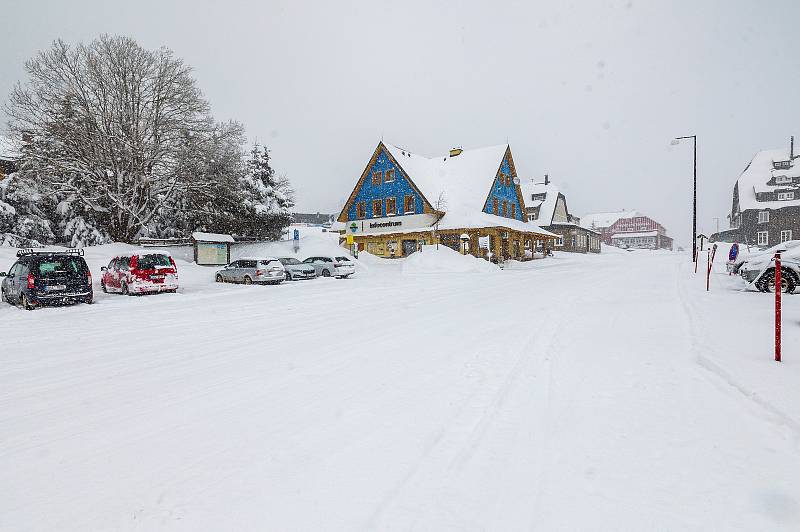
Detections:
5,35,217,242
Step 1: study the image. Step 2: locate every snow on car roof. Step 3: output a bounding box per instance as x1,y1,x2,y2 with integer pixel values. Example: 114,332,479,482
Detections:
191,232,235,243
236,256,279,261
736,148,800,211
117,250,172,257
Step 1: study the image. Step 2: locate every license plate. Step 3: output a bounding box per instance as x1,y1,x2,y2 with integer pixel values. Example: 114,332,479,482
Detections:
46,284,67,291
150,275,165,280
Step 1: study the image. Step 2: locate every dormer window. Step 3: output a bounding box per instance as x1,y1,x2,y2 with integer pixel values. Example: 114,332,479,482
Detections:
775,175,792,184
773,160,792,170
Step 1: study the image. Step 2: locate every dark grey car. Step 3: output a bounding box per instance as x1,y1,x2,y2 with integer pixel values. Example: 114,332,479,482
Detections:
277,257,317,281
214,258,285,285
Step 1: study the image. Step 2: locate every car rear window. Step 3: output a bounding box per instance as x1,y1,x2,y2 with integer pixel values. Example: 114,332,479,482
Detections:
259,260,278,266
37,257,87,277
137,254,173,269
280,258,300,265
336,257,351,262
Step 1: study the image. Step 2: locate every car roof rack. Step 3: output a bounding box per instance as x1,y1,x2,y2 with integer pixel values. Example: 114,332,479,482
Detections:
16,248,85,257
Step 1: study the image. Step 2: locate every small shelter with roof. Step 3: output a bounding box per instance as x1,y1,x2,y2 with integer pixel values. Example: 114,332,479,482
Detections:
337,141,557,261
191,232,234,265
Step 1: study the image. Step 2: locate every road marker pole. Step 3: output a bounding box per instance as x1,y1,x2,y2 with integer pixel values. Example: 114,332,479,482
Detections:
775,252,781,363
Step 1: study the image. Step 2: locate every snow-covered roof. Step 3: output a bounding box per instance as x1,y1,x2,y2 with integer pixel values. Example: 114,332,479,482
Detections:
0,135,21,161
736,147,800,211
580,210,642,230
519,180,559,225
611,231,658,239
381,143,557,238
191,232,235,243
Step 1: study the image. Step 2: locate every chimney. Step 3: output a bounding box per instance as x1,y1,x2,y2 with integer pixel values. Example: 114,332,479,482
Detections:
544,174,550,186
449,147,463,157
791,135,795,160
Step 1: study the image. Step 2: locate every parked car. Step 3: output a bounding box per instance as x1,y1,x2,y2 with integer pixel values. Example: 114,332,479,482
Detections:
215,258,285,285
302,255,356,278
0,248,93,310
277,257,316,281
101,251,179,295
738,240,800,293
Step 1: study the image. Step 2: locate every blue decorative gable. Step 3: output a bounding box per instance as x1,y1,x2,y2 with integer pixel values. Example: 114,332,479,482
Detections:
484,155,524,220
346,146,426,221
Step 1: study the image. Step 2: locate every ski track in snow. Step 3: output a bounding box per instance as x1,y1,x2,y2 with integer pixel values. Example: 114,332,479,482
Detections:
1,247,799,530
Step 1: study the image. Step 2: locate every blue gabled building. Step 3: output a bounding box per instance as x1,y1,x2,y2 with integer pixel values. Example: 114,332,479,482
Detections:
337,141,556,259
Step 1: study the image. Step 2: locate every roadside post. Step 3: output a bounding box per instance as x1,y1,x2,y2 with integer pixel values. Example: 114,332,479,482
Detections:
346,234,355,257
293,228,300,253
775,252,781,362
706,243,717,291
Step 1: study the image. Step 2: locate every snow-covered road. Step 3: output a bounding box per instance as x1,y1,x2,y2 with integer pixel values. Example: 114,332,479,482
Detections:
1,249,799,530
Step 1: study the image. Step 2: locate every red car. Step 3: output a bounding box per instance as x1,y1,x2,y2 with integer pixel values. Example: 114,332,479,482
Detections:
101,251,179,295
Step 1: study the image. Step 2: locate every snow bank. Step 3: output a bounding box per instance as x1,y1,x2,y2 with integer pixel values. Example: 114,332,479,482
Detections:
401,245,498,274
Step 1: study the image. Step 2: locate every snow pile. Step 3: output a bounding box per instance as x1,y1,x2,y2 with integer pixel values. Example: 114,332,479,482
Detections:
401,245,498,274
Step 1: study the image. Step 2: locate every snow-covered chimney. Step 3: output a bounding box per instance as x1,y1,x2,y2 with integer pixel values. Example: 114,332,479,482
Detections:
544,174,550,186
791,135,795,160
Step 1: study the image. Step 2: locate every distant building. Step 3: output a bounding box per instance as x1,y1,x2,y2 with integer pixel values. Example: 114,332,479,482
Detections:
521,175,600,253
292,212,334,226
581,210,673,250
724,137,799,247
337,141,557,260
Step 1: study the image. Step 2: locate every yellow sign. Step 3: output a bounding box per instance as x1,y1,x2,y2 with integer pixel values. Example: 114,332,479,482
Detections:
346,234,354,245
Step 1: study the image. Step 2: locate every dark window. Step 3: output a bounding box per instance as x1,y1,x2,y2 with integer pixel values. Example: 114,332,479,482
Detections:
386,197,397,215
136,254,172,269
335,256,351,262
373,199,382,217
372,171,382,185
241,260,257,268
36,257,87,278
404,195,415,213
502,201,508,217
511,203,516,218
493,197,499,214
356,202,366,219
385,168,395,182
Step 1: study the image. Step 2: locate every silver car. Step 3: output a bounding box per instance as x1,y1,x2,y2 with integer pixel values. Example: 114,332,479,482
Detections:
277,257,317,281
215,258,285,285
302,255,356,278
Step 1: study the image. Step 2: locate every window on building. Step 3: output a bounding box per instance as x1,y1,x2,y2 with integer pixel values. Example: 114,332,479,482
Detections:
781,230,792,242
372,199,382,217
777,192,794,200
776,175,792,184
386,197,397,216
502,201,508,217
758,211,770,223
511,203,516,218
404,195,415,214
385,168,395,183
757,231,769,246
506,175,511,187
555,237,564,247
372,170,382,186
493,198,499,215
356,202,366,219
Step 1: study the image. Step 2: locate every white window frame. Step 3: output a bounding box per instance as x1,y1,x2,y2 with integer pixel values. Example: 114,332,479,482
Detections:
554,236,564,247
757,231,769,246
780,230,792,243
758,210,770,224
777,192,795,201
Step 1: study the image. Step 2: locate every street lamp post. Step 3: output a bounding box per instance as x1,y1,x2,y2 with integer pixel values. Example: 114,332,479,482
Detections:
672,135,697,262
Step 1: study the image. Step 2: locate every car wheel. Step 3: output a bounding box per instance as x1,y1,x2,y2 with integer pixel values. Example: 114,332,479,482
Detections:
101,281,107,293
285,271,292,281
341,274,351,279
121,282,131,296
21,293,35,311
321,269,331,277
84,293,93,305
759,268,797,294
215,274,224,283
243,276,253,285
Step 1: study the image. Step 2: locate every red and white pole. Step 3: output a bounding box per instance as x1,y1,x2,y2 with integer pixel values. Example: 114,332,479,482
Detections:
775,252,781,362
706,249,711,291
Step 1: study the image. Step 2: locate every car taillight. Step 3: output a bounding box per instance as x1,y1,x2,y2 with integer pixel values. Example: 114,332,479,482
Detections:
27,273,35,289
255,269,264,276
87,271,92,285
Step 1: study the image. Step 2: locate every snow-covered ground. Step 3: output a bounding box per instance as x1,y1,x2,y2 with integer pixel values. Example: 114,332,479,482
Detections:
1,242,799,530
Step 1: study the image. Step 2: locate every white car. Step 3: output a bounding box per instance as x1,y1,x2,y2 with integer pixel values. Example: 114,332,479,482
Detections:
738,240,800,293
302,255,355,278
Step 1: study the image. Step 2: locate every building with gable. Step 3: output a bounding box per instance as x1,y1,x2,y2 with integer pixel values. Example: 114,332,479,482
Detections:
337,141,557,260
581,210,672,250
724,137,800,247
521,175,600,253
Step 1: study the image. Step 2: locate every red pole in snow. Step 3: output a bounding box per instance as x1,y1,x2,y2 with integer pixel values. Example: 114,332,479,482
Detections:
706,250,711,291
775,252,782,362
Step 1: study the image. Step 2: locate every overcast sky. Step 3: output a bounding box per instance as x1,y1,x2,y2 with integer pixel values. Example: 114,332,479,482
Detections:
2,0,798,246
